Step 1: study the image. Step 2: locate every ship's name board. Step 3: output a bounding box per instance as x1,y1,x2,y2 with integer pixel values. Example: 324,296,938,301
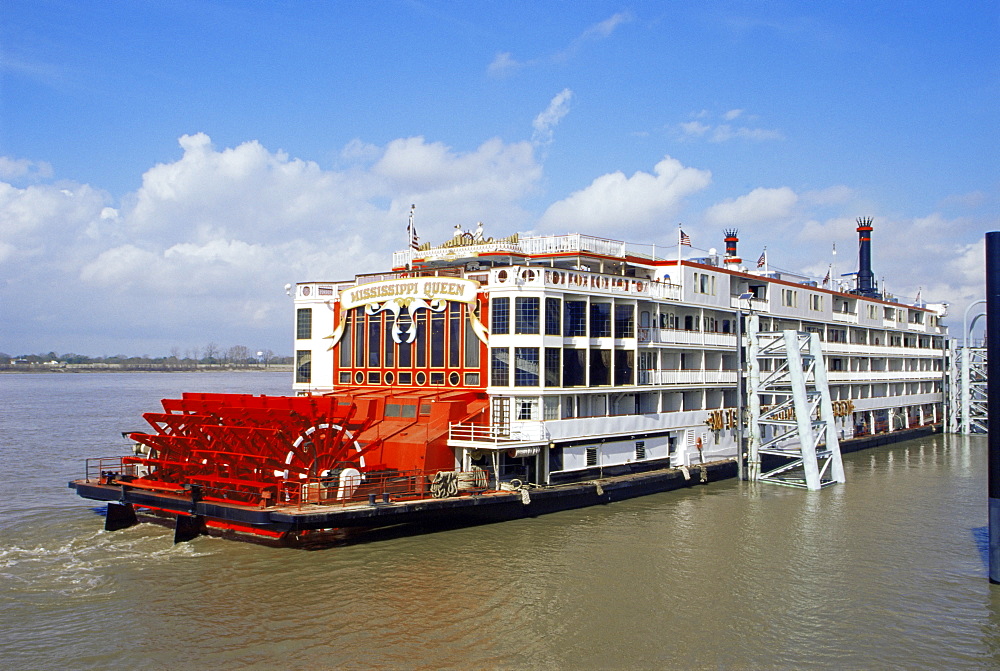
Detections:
343,277,479,309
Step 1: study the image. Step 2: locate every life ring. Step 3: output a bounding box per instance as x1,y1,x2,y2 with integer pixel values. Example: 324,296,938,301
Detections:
695,437,703,451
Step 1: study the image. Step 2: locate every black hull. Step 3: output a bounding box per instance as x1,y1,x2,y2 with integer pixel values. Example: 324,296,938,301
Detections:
71,424,941,548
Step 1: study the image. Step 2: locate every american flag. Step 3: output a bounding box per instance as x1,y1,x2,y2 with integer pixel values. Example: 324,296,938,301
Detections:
757,250,766,268
407,205,419,250
823,267,830,285
679,229,691,246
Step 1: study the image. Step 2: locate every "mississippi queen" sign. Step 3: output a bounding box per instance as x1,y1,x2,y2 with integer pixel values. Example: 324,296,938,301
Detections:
327,277,488,347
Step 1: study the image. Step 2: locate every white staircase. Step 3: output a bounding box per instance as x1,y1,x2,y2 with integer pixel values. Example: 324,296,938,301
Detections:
746,317,845,490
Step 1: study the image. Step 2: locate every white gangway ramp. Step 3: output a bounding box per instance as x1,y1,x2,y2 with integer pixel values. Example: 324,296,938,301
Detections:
746,317,845,490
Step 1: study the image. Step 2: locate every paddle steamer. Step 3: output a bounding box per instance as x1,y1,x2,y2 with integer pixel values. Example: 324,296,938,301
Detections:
70,217,947,545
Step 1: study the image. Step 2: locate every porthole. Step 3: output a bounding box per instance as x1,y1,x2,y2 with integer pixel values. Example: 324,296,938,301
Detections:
449,372,461,386
354,371,364,384
415,371,426,385
385,371,395,385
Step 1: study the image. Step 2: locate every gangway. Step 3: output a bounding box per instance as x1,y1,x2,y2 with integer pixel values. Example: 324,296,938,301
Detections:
950,299,988,435
746,317,845,490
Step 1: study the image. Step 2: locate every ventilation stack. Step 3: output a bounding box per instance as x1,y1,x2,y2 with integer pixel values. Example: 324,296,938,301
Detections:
723,229,742,267
853,217,880,298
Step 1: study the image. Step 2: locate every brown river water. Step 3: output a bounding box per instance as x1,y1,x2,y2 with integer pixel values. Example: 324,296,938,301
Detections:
2,371,999,669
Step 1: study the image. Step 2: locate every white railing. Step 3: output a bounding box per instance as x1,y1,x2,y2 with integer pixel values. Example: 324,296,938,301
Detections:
638,328,738,348
393,233,679,268
448,421,548,444
489,266,681,302
637,369,738,385
827,370,945,382
822,341,944,357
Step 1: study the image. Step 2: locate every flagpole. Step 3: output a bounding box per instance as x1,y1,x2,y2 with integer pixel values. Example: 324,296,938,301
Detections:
677,223,683,291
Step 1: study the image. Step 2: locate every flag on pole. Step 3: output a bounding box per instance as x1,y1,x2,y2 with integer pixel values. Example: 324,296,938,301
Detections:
757,250,766,268
823,266,831,286
915,287,922,304
407,204,419,250
679,229,691,246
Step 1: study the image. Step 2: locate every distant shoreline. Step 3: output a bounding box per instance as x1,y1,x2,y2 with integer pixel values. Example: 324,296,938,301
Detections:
0,364,294,374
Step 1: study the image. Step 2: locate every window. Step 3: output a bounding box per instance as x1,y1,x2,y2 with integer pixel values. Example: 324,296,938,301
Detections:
339,311,352,367
543,396,559,420
564,301,587,336
590,303,612,337
614,304,634,338
368,317,381,367
614,350,634,385
810,295,823,311
514,297,540,334
590,349,611,386
867,305,878,319
782,289,798,308
464,310,480,367
297,308,312,340
545,298,561,335
491,297,510,334
295,350,311,384
544,348,561,386
563,348,587,386
490,348,509,386
514,347,540,386
449,309,461,367
430,310,445,367
516,397,540,420
694,273,716,295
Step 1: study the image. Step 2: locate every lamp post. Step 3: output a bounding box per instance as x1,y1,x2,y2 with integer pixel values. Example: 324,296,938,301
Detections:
736,292,755,480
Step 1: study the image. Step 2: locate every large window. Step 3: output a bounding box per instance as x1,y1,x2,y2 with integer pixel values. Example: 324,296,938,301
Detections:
514,347,540,386
614,304,634,338
430,310,445,367
296,308,312,340
295,350,311,384
564,301,587,336
491,297,510,334
544,347,561,387
614,350,634,385
590,303,612,337
368,317,381,367
563,348,587,386
590,349,611,385
514,297,540,334
464,312,480,367
339,311,352,367
545,297,561,335
491,348,510,386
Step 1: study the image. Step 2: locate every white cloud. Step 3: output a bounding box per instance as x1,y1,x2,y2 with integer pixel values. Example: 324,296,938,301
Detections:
532,89,573,147
675,110,783,143
0,156,54,180
538,156,711,233
491,12,632,75
0,132,549,354
488,52,522,78
581,11,633,40
704,186,798,226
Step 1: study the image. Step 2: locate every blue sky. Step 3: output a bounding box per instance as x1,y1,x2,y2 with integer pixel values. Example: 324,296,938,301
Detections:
1,1,997,356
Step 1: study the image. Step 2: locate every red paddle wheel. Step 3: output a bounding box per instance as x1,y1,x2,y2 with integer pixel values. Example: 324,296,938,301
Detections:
125,393,382,507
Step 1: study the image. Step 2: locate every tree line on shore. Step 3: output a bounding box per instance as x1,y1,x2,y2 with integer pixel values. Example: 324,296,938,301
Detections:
2,344,292,369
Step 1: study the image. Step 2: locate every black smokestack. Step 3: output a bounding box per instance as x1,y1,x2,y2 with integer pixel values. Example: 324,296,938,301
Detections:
723,229,741,265
854,217,879,297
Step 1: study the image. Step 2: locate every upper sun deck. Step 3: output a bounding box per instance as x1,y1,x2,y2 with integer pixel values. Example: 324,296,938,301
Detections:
391,232,669,270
